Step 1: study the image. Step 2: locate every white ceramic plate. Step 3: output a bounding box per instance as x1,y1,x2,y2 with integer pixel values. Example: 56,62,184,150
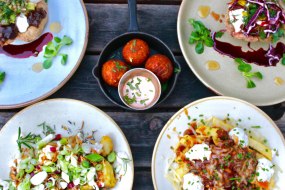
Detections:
177,0,285,106
0,99,134,190
0,0,88,109
152,96,285,190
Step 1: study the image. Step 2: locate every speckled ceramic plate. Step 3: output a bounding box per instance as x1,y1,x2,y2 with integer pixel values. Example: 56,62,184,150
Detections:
0,0,88,109
152,96,285,190
0,99,134,190
178,0,285,106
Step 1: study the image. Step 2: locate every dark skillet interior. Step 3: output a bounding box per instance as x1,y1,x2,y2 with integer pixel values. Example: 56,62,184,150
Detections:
93,32,181,110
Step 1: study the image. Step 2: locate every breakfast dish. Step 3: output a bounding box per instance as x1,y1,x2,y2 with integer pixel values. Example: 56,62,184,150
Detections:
152,97,285,190
0,0,48,46
166,117,276,189
226,0,285,42
0,99,134,189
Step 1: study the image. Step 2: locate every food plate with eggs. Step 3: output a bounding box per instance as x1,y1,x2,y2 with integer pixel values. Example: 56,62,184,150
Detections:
0,98,134,189
152,96,285,190
178,0,285,106
0,0,88,109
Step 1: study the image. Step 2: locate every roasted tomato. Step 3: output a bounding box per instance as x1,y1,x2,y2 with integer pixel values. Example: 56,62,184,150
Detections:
145,54,174,83
122,39,150,66
102,60,129,87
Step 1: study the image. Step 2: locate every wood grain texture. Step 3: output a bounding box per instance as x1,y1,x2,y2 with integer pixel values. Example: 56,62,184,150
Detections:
86,4,181,53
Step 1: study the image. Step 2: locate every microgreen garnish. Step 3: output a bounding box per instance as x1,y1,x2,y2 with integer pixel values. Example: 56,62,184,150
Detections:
0,71,5,84
37,122,55,136
113,61,127,72
43,35,73,69
235,58,263,88
174,67,181,73
123,95,136,105
215,31,225,38
131,39,137,52
16,127,41,152
188,19,213,54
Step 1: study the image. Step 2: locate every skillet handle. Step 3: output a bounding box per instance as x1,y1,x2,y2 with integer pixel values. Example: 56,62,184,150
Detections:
128,0,139,32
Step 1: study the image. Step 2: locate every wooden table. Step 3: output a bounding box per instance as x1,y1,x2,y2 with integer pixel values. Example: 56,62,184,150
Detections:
1,1,285,189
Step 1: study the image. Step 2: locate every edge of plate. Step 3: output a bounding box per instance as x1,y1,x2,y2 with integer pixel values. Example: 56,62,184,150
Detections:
0,98,134,190
0,0,90,109
151,96,285,190
176,0,285,106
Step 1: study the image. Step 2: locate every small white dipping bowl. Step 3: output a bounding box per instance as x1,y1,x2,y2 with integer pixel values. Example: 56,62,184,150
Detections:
118,68,161,110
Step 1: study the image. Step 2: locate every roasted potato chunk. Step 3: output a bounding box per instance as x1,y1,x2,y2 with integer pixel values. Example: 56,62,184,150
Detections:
100,136,114,156
102,160,117,188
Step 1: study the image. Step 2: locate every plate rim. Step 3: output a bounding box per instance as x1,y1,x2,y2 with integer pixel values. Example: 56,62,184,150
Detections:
0,98,134,190
176,0,285,106
0,0,89,109
151,96,285,190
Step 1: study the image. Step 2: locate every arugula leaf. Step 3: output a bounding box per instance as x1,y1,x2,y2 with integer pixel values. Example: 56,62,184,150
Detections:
42,35,73,69
234,58,263,89
0,71,5,84
188,19,213,54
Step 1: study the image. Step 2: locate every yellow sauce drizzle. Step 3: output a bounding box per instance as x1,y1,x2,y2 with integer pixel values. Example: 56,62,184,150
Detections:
32,62,43,73
198,6,211,18
205,60,220,71
49,22,62,34
274,77,284,86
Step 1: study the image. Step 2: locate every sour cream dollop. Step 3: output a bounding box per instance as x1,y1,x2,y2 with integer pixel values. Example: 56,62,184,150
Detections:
183,173,204,190
16,13,29,33
229,127,249,147
229,9,244,33
185,143,211,162
256,158,275,182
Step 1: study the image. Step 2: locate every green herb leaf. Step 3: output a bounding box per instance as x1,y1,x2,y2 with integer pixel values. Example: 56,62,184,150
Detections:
247,80,256,88
195,41,204,54
85,153,104,162
43,59,53,69
61,54,68,65
204,37,214,47
61,35,73,45
215,31,225,38
54,37,61,43
0,71,6,84
174,67,181,73
161,82,169,92
238,64,252,73
17,127,41,152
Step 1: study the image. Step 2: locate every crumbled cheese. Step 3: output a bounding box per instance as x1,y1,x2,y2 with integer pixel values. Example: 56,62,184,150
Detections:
183,173,204,190
229,9,245,33
229,127,249,147
16,13,29,33
256,158,275,182
30,171,48,186
185,143,211,162
59,182,68,189
73,178,80,186
61,172,70,183
87,167,99,190
31,184,45,190
70,155,78,167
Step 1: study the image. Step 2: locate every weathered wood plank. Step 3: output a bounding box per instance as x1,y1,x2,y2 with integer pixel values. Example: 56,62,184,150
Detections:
134,170,154,190
86,4,181,53
84,0,181,5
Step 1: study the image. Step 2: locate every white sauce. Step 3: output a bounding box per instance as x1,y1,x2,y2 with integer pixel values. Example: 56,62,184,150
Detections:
256,158,275,182
183,173,204,190
229,127,249,147
185,143,211,162
229,9,245,32
87,167,99,190
30,171,48,186
16,13,29,33
122,76,156,109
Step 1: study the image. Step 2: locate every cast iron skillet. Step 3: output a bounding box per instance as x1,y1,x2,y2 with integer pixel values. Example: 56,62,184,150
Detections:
92,0,181,110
